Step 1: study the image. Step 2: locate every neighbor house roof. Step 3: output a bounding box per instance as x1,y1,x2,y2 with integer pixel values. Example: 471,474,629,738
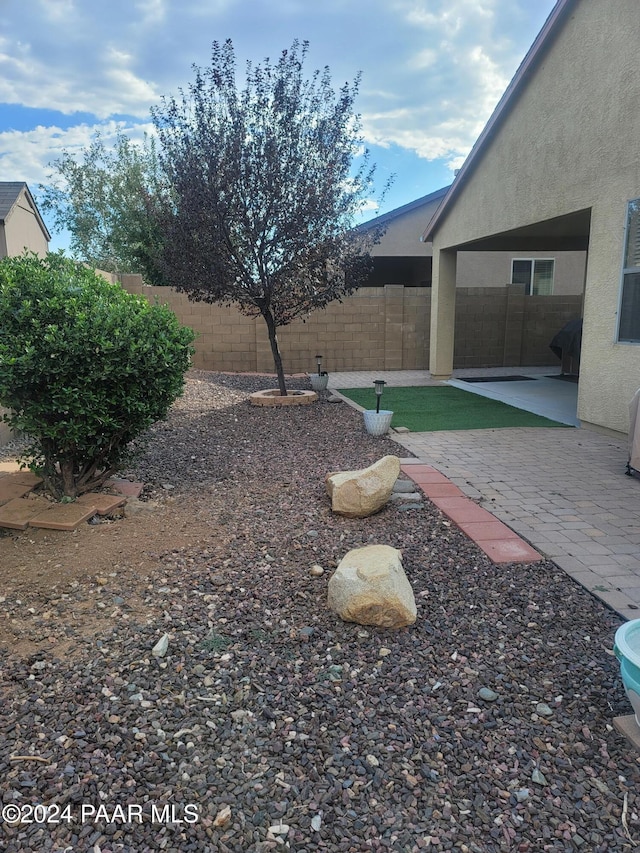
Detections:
359,185,450,232
0,181,51,241
422,0,575,243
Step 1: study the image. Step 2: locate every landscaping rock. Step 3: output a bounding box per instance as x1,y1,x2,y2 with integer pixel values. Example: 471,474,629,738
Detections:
325,455,400,517
327,544,417,627
392,479,417,493
389,491,422,502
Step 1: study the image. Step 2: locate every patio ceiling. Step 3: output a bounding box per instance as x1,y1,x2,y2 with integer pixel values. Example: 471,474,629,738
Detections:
448,207,591,253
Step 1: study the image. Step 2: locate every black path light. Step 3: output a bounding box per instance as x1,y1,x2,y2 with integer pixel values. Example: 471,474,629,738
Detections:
315,354,323,375
373,379,386,413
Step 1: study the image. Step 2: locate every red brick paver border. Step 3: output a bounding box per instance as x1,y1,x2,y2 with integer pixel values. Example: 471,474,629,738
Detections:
401,463,542,565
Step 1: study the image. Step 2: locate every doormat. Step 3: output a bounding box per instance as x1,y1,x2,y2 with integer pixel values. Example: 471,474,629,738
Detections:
458,375,536,383
546,373,579,382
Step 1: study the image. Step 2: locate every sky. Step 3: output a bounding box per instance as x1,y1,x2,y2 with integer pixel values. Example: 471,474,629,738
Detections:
0,0,558,253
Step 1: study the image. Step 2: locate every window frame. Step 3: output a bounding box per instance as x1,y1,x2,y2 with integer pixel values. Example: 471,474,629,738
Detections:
510,258,555,296
616,198,640,344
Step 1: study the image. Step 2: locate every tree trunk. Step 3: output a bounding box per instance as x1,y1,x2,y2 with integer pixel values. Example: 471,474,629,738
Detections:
262,310,287,396
60,460,77,499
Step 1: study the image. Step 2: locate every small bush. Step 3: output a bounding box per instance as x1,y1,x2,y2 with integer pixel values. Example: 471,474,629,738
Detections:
0,253,195,498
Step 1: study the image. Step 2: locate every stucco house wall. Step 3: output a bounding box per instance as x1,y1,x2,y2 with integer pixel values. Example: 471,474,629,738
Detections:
455,250,586,296
427,0,640,434
0,183,50,259
370,196,442,258
367,190,585,295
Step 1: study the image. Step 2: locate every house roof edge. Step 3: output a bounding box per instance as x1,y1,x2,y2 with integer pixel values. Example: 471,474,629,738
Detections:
0,181,52,242
422,0,576,243
358,185,450,232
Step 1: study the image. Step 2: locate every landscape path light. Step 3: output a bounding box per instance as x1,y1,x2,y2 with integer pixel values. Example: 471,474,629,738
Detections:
316,354,323,375
374,379,386,414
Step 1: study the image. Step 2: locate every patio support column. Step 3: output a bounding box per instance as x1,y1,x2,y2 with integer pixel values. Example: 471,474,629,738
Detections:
429,247,457,380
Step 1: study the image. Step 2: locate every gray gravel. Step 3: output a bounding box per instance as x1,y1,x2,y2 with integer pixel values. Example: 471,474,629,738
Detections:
1,370,639,852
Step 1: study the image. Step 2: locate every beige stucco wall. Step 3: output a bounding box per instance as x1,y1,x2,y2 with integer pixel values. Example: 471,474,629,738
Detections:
2,190,49,258
372,203,585,295
371,202,438,257
430,0,640,434
456,250,586,296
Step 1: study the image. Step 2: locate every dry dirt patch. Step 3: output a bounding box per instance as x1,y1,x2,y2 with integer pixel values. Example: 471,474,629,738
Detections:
0,491,230,658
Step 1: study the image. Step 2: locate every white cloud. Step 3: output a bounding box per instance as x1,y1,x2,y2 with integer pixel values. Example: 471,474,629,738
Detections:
0,121,156,186
0,0,557,196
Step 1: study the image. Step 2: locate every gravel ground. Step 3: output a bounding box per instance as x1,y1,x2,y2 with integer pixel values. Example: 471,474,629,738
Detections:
1,370,639,852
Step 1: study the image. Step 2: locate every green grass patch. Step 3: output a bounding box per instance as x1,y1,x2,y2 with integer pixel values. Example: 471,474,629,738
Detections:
337,385,572,432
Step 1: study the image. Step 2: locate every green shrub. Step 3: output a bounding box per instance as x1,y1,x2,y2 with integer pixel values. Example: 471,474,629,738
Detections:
0,253,195,498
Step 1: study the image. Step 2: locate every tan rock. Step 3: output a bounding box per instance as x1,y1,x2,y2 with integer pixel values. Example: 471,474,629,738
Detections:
325,455,400,518
327,544,417,628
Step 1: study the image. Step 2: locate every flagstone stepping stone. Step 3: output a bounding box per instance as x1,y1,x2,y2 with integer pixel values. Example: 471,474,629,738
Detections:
0,468,43,487
0,478,36,506
0,496,50,530
29,501,98,531
77,493,126,515
106,478,145,498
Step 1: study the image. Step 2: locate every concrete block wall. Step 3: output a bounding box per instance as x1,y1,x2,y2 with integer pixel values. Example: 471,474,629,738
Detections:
118,275,582,374
521,294,583,366
0,276,584,449
0,409,13,446
454,287,509,368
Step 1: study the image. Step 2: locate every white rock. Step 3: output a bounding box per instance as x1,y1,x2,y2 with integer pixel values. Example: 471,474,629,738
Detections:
151,633,170,657
213,805,231,827
327,545,416,628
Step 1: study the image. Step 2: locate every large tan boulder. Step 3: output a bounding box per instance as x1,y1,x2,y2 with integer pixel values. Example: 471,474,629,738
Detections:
325,455,400,518
327,544,417,628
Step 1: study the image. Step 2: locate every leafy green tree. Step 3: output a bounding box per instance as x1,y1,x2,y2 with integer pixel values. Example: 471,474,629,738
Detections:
152,39,388,395
40,132,166,285
0,253,195,498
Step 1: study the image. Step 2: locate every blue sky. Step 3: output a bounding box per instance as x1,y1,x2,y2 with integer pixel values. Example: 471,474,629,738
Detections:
0,0,557,253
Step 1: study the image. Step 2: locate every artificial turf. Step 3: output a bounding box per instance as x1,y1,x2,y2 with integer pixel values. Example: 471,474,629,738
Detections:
337,385,571,432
